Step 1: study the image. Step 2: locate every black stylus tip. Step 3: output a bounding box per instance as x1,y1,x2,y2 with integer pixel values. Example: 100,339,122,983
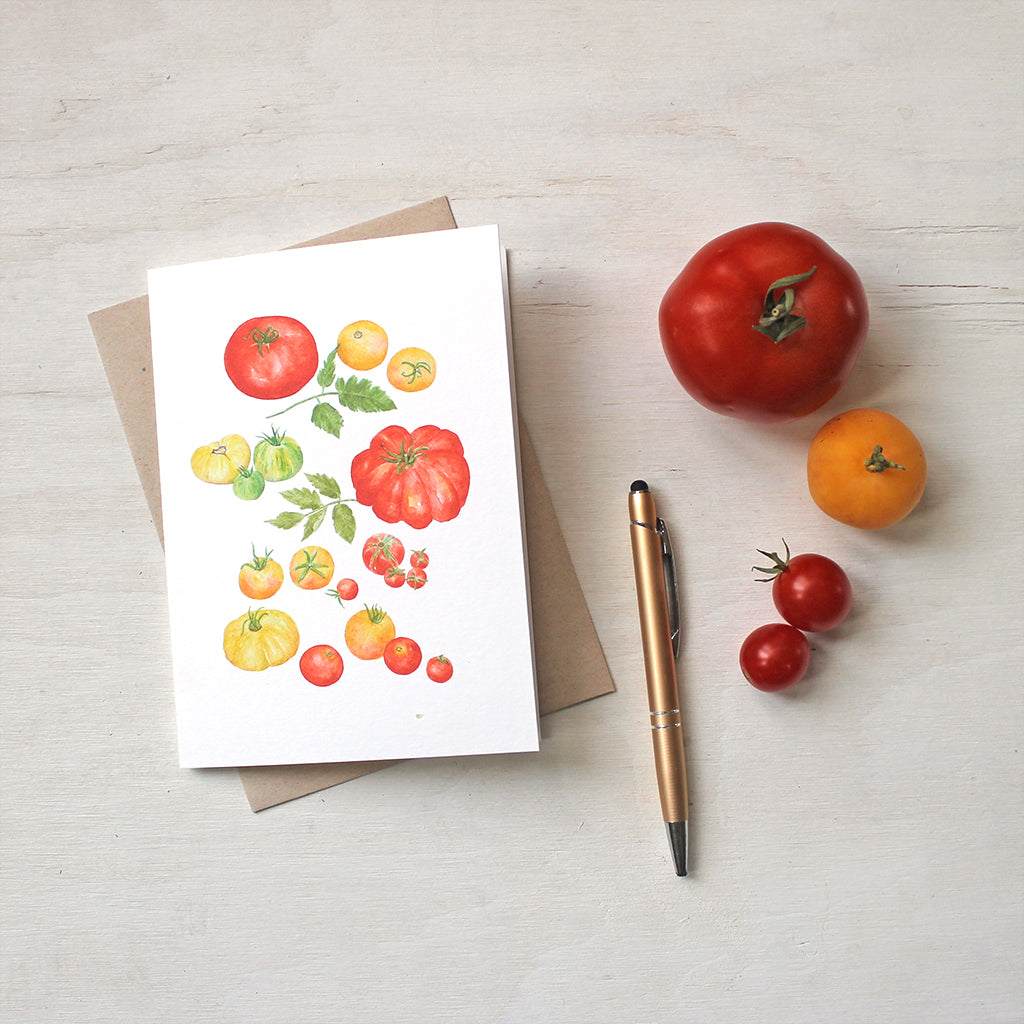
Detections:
630,480,649,493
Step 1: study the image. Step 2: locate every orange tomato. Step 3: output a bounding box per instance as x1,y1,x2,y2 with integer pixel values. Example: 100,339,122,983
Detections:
289,546,335,590
239,547,284,600
344,605,396,660
337,320,388,370
807,408,926,529
386,347,436,392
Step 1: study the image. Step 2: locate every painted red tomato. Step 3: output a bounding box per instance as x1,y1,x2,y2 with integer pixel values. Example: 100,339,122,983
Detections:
426,655,453,683
406,567,427,590
384,566,407,588
383,637,422,675
659,223,869,423
351,425,470,529
224,315,319,400
362,533,405,575
299,644,344,686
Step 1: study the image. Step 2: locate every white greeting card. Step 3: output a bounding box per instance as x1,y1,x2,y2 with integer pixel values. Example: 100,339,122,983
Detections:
148,226,538,768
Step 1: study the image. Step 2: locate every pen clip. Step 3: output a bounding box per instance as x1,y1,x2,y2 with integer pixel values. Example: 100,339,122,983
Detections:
656,517,681,660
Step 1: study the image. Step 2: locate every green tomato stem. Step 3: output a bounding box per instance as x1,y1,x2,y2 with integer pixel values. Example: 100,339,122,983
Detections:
864,445,906,472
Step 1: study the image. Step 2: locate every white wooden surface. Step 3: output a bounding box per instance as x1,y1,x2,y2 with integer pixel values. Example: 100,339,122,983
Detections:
3,3,1022,1022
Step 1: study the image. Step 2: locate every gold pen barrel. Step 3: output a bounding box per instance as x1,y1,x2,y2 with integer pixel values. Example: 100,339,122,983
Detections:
628,487,689,826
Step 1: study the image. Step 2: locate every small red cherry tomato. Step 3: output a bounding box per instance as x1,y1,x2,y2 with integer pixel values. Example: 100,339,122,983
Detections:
383,637,422,675
406,567,427,590
384,566,407,588
426,655,453,683
410,549,429,570
333,578,359,601
299,644,344,686
754,542,852,632
740,624,810,692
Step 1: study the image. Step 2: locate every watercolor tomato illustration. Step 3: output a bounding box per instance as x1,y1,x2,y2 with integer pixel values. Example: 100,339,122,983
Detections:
410,549,429,570
224,315,319,400
253,427,303,482
426,655,453,683
659,223,869,423
384,566,407,588
191,434,251,485
238,547,284,600
223,608,299,671
383,637,422,675
299,644,344,686
336,320,389,371
328,578,359,603
406,567,427,590
807,409,927,529
289,546,335,590
362,533,405,575
232,465,265,500
344,605,396,660
351,425,470,529
386,347,436,392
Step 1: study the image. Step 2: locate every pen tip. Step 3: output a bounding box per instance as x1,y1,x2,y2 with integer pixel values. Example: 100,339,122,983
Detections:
630,480,649,493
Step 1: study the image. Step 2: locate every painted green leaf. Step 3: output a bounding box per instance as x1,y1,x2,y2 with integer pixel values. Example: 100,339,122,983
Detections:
303,507,327,540
336,375,397,413
266,511,305,530
280,487,322,510
311,401,344,437
306,472,342,499
316,350,338,389
332,502,356,543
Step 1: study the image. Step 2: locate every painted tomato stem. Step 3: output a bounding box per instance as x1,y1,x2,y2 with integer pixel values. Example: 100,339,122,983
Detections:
753,266,817,343
864,444,906,473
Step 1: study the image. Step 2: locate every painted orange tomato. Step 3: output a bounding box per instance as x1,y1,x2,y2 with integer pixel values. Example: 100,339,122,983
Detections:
299,644,344,686
289,546,335,590
344,605,396,660
223,608,299,671
386,347,436,392
807,408,927,529
383,637,422,675
191,434,251,484
337,320,388,371
238,547,284,600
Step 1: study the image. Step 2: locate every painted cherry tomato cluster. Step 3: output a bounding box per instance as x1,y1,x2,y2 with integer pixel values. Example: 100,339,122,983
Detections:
739,542,853,693
361,533,431,590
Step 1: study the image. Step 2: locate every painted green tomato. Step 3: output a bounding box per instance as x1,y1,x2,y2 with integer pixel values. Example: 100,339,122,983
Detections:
254,426,303,482
232,466,266,500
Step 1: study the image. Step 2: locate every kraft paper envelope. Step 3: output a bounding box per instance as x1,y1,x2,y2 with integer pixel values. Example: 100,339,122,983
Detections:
89,197,615,811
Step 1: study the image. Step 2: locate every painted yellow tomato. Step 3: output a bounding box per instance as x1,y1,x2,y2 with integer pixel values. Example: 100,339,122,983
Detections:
807,408,927,529
223,608,299,671
337,320,389,371
238,547,284,600
289,546,335,590
387,347,436,392
344,605,396,660
191,434,251,484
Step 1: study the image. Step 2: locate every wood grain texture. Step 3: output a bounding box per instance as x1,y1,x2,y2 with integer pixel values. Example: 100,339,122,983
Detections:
2,2,1022,1022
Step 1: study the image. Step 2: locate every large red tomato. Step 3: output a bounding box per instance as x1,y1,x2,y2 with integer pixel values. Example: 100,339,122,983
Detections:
351,425,470,529
659,223,869,423
224,315,319,400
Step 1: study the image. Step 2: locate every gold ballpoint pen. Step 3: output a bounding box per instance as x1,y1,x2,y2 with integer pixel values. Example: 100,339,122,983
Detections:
628,480,689,876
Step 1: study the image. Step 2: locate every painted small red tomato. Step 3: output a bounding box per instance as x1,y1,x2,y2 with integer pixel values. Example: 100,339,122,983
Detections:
224,315,319,400
426,655,453,683
383,637,422,675
384,566,407,588
754,542,853,632
406,567,427,590
362,533,406,575
410,549,429,570
329,578,359,603
740,624,811,692
299,644,344,686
